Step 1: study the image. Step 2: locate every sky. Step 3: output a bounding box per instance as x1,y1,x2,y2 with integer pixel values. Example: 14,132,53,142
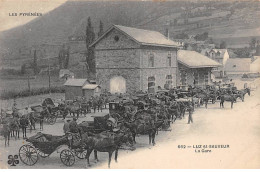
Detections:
0,0,67,32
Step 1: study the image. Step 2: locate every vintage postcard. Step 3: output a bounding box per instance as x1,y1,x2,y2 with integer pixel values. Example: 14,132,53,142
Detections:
0,0,259,169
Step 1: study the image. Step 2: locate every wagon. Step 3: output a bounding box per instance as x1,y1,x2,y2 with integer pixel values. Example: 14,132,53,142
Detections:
18,132,86,166
109,102,126,116
30,105,58,125
78,113,111,134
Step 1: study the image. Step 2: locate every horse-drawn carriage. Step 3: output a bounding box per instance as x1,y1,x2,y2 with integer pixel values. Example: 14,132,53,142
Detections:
78,113,115,134
30,105,58,125
19,132,86,166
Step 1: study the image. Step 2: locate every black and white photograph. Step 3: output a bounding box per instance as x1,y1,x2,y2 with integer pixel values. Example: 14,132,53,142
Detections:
0,0,260,169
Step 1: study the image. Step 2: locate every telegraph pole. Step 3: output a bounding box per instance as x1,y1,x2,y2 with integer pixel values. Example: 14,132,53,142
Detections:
48,56,51,95
27,75,31,96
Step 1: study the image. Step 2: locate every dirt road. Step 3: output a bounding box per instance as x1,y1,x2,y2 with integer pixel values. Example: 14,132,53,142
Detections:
1,88,260,169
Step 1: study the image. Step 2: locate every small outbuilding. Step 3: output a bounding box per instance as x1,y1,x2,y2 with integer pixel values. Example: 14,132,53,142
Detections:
177,50,221,89
64,79,101,100
82,84,101,99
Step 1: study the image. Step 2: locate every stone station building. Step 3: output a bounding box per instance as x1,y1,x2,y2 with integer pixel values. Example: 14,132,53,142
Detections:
90,25,220,93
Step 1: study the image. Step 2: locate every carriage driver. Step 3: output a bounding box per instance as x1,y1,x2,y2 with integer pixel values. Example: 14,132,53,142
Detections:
69,117,80,134
12,99,19,118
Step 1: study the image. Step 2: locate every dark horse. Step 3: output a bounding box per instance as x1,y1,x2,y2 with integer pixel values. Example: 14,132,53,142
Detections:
124,118,164,146
219,94,236,109
235,88,251,102
80,130,134,168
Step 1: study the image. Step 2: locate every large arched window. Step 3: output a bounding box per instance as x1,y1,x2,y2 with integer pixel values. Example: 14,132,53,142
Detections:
148,76,155,93
109,76,126,94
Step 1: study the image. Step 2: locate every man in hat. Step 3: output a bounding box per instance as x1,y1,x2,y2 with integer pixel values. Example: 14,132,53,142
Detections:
187,105,193,124
69,117,79,133
12,99,19,118
63,119,71,134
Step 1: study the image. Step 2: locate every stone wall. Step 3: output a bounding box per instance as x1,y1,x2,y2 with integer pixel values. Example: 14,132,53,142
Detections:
140,48,178,91
140,48,177,68
94,29,139,50
96,68,140,93
95,49,140,69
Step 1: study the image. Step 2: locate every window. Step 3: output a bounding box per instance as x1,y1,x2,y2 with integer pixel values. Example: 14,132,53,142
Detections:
167,52,171,67
114,35,119,42
194,72,199,86
148,76,155,93
148,53,154,67
180,71,187,86
204,72,209,85
165,75,173,89
166,75,173,85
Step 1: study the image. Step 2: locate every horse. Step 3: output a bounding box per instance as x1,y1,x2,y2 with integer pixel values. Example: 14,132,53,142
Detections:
124,115,164,146
191,97,200,108
97,97,103,112
81,129,134,168
19,116,29,138
66,101,81,119
235,88,251,102
168,101,181,121
219,94,236,109
80,102,89,116
8,117,20,139
29,110,44,130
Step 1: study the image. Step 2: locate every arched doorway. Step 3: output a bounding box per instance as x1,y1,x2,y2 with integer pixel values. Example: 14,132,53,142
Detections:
110,76,126,94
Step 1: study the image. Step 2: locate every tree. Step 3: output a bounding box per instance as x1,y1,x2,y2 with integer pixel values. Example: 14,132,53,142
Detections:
194,32,208,41
98,20,104,37
32,50,38,75
21,64,26,75
64,46,70,69
86,17,95,50
207,37,214,44
255,40,260,56
249,37,256,49
174,32,189,39
174,19,178,26
220,41,227,49
86,17,96,73
183,43,189,50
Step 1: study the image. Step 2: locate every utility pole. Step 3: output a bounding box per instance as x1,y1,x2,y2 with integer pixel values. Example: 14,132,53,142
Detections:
27,75,31,96
48,56,51,95
82,64,84,78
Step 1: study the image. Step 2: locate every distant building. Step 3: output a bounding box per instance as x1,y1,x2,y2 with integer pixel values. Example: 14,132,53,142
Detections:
201,48,230,77
64,78,100,100
90,25,180,94
250,56,260,74
224,58,251,78
59,69,75,80
177,50,221,89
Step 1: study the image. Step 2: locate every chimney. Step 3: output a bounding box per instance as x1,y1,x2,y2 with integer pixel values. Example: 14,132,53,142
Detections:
165,28,169,40
165,20,170,40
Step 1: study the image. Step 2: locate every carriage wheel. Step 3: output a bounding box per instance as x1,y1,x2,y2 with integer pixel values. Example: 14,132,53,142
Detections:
60,149,75,166
19,144,39,166
75,150,87,159
47,116,57,125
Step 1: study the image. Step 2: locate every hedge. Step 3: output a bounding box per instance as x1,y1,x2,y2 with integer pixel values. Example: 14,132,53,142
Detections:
0,86,65,100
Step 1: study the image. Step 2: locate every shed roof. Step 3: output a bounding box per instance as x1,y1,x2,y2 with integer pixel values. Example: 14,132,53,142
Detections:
224,58,251,72
90,25,180,48
82,84,100,90
177,50,221,68
64,79,88,86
